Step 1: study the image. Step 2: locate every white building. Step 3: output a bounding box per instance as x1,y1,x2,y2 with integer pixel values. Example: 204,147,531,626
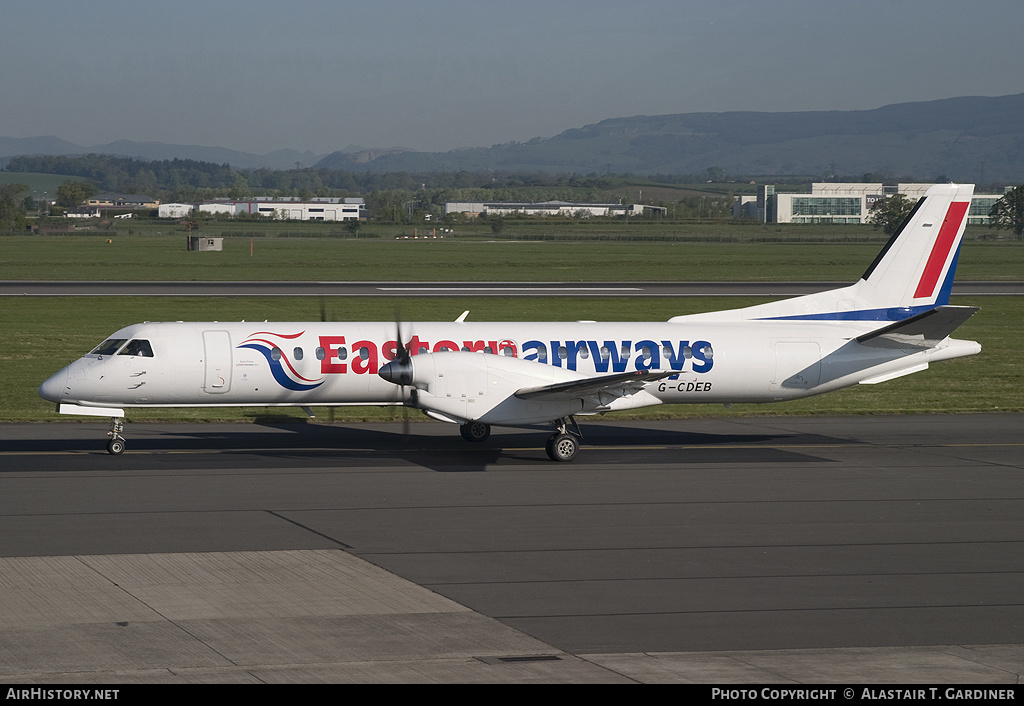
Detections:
763,183,1006,225
158,203,195,218
64,206,102,219
198,197,365,221
445,201,665,218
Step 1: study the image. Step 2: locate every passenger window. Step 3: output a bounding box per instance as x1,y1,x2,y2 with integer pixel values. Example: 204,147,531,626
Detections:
271,347,282,361
293,347,303,361
118,339,154,357
315,347,326,360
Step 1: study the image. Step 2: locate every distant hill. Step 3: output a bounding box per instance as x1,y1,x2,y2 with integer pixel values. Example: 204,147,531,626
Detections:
315,93,1024,182
4,94,1024,181
0,137,324,171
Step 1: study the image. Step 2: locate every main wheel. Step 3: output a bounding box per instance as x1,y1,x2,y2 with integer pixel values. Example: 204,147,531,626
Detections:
546,433,578,462
106,438,125,455
460,422,490,442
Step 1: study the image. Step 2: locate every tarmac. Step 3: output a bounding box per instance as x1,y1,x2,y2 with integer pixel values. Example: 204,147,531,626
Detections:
1,414,1022,683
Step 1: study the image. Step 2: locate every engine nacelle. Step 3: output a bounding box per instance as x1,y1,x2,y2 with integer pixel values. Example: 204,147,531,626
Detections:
379,351,589,425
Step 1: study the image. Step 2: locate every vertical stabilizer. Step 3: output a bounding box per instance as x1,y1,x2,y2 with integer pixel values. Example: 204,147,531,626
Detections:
670,183,975,323
858,183,974,310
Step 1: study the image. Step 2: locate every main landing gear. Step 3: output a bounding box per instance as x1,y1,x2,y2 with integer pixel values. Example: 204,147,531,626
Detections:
458,418,489,440
545,416,582,462
457,416,583,462
460,421,491,442
106,417,126,455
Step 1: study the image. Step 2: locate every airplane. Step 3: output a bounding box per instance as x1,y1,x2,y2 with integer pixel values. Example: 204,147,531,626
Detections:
39,183,980,461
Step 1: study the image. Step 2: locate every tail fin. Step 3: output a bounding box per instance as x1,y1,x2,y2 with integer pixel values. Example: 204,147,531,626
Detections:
672,183,975,323
857,183,973,311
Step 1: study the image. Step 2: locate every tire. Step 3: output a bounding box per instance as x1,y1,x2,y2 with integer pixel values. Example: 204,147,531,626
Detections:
546,433,578,462
460,422,490,442
106,438,125,455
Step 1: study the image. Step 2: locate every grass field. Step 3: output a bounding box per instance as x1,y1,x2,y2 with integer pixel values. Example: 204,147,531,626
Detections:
2,233,1022,282
0,171,71,195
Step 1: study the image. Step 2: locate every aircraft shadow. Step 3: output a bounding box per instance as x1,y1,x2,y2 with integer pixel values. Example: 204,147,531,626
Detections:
0,420,842,473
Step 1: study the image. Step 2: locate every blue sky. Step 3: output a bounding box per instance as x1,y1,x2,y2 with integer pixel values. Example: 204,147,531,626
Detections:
4,0,1023,155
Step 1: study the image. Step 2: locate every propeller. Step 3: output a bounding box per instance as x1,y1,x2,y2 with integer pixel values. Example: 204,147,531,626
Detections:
379,319,413,387
378,313,416,442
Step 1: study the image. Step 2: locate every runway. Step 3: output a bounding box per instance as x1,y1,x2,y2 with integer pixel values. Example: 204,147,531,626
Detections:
1,414,1022,683
2,279,1022,297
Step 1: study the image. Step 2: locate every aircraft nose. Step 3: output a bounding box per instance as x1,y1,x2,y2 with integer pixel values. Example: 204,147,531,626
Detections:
39,367,69,403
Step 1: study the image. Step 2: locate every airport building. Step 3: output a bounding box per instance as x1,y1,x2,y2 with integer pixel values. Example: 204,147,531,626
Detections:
87,193,160,209
158,203,195,218
735,183,1009,225
445,200,667,218
197,197,366,221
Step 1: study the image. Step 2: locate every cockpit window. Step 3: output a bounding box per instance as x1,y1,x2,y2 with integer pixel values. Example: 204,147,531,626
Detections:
90,339,127,356
118,339,154,357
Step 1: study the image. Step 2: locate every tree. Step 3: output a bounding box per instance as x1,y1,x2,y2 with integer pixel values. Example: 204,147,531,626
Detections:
989,185,1024,239
55,180,98,208
868,193,915,236
0,183,29,229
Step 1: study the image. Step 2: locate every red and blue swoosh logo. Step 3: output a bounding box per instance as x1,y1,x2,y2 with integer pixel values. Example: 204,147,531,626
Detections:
239,331,324,391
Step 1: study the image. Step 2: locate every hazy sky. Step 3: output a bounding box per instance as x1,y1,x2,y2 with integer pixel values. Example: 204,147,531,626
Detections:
4,0,1023,155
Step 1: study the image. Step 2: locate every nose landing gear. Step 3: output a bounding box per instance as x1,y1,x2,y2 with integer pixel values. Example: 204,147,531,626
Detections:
106,417,126,455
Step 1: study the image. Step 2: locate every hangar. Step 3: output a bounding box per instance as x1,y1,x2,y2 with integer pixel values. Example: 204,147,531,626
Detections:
198,197,366,221
445,200,666,218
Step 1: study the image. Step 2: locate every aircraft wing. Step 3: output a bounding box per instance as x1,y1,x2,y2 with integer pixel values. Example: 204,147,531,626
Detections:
514,369,676,400
856,305,979,350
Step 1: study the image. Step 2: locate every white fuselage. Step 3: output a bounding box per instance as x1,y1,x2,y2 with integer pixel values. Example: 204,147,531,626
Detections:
39,319,978,419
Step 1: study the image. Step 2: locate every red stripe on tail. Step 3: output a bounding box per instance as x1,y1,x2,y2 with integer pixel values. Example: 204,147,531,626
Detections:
913,201,969,299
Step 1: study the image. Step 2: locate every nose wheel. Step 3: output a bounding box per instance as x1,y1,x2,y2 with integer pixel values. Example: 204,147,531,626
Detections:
106,417,126,455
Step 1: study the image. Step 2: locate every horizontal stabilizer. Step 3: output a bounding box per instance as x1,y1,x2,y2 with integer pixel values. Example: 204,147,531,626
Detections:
515,369,674,400
856,306,978,349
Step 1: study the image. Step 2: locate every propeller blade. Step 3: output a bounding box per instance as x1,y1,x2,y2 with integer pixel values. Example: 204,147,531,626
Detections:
381,312,414,386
